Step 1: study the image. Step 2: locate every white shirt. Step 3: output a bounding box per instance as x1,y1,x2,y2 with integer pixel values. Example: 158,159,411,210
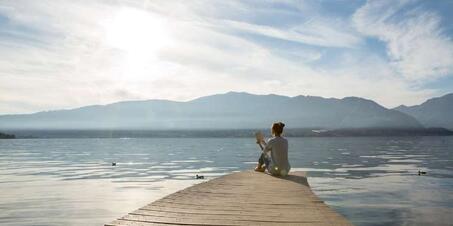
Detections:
263,136,291,176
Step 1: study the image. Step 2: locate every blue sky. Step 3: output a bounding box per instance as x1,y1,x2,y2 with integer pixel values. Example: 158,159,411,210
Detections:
0,0,452,114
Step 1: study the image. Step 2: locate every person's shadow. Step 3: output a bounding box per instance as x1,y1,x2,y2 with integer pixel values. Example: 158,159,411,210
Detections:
274,171,309,187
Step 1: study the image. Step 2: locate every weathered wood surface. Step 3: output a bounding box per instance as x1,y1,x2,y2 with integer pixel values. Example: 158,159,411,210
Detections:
106,171,352,226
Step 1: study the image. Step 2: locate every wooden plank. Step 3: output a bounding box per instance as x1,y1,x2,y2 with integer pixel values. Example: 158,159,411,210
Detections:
106,171,352,226
130,209,327,220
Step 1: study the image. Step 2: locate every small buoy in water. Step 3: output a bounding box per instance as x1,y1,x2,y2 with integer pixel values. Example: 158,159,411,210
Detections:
196,174,204,179
112,162,117,166
418,170,426,175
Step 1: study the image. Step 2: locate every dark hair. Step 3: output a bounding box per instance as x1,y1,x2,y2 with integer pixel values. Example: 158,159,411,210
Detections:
272,122,285,136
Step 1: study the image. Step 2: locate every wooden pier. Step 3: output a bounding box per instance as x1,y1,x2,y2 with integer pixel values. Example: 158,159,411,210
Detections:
106,171,352,226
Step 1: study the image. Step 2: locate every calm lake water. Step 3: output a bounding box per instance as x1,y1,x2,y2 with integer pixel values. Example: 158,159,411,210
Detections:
1,136,453,226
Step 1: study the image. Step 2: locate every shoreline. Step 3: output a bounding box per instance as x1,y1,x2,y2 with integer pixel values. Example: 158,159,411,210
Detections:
2,128,453,139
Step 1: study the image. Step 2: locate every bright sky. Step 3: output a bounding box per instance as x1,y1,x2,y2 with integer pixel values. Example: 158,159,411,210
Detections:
1,0,453,114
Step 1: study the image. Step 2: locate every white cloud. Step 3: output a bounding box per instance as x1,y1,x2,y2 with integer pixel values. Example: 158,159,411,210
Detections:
353,0,453,81
217,18,362,48
0,0,449,114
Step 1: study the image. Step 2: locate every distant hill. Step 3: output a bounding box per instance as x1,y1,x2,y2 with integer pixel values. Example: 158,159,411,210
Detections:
394,93,453,130
0,92,422,129
0,132,15,139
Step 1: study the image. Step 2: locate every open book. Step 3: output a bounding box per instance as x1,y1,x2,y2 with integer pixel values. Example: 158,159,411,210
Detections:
255,131,265,144
255,131,270,157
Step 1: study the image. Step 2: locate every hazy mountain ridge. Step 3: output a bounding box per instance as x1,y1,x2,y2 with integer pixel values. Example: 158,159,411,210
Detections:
394,93,453,129
0,91,436,129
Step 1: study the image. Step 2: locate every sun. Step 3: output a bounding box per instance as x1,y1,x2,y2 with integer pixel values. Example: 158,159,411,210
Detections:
102,8,172,81
105,8,170,54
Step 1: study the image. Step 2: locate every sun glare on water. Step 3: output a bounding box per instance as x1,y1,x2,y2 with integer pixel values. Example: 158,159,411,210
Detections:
103,8,172,80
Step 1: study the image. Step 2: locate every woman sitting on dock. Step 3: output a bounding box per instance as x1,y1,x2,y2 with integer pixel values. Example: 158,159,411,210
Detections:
255,122,291,176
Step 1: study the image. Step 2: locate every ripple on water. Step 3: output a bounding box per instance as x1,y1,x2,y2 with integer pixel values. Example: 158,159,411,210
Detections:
0,137,452,226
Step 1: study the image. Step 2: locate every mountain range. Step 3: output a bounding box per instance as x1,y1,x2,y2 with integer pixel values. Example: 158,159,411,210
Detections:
0,92,451,130
394,93,453,130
